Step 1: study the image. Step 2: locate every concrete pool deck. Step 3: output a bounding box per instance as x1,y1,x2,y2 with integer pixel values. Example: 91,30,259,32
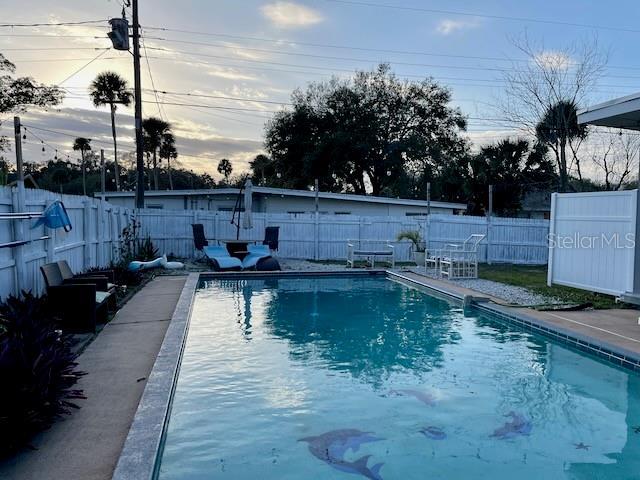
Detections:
0,275,187,480
396,270,640,365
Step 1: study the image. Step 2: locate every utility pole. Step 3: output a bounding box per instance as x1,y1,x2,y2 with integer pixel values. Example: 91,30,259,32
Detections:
132,0,145,208
13,116,26,295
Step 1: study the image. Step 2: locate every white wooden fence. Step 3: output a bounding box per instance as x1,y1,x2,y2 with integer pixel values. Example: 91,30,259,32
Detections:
0,186,550,301
0,185,131,300
136,210,550,265
547,190,637,296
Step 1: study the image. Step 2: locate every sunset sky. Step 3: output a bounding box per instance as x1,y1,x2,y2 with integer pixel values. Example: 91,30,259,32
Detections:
2,0,640,180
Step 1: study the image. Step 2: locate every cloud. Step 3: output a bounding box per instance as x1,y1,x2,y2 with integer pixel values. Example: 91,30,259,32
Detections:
533,51,572,70
17,108,265,175
436,19,479,35
261,1,324,29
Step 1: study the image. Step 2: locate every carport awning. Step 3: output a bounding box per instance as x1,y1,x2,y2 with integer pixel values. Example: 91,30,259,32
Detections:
578,92,640,130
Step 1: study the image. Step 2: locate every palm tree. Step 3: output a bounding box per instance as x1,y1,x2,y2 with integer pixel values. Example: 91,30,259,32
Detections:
535,100,586,192
142,117,171,190
217,158,233,184
72,137,91,195
89,72,132,192
159,132,177,190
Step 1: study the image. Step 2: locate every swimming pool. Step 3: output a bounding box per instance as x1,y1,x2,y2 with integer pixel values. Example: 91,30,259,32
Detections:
155,275,640,479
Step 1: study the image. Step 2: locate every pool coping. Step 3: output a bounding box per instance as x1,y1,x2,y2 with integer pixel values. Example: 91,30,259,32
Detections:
113,269,640,480
388,271,640,371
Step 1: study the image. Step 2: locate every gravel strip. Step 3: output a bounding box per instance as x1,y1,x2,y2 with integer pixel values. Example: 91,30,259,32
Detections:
409,267,563,306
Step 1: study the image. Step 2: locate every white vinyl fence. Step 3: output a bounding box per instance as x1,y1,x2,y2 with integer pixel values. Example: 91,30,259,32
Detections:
547,190,637,296
136,209,550,265
0,185,131,300
0,185,550,301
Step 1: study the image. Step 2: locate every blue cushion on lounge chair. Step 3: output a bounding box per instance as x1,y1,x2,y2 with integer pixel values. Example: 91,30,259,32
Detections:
241,244,272,270
203,245,242,270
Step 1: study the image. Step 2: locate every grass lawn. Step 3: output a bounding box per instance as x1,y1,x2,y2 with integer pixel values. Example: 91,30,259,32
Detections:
478,264,624,309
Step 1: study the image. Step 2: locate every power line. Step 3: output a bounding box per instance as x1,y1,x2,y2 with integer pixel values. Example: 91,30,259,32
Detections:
1,47,110,51
144,42,640,81
142,100,278,114
140,34,165,120
0,19,108,27
149,89,292,106
323,0,640,34
56,49,109,86
142,26,640,73
141,53,639,97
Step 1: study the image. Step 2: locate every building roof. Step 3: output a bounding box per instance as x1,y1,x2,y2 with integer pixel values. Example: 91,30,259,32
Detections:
578,92,640,130
102,186,467,210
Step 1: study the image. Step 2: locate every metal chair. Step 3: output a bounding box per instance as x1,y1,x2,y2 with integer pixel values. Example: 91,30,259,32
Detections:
439,234,485,279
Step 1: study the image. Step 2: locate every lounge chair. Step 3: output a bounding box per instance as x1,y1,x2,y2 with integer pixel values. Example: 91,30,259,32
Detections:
263,226,279,252
192,223,242,271
40,262,114,332
241,244,281,271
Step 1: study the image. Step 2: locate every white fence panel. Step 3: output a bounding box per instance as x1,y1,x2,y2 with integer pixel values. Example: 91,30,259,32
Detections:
548,190,636,296
0,186,132,301
137,209,549,265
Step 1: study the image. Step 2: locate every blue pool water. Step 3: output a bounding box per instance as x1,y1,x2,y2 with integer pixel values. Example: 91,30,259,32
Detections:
157,276,640,479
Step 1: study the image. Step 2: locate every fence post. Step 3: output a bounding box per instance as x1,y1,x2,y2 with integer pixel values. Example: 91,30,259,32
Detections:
11,186,27,296
83,200,92,270
97,198,105,266
546,193,557,287
44,199,56,264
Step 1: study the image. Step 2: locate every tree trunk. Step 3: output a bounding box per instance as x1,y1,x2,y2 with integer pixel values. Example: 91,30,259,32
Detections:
167,157,174,190
153,150,159,190
81,151,86,196
110,104,120,191
559,140,568,193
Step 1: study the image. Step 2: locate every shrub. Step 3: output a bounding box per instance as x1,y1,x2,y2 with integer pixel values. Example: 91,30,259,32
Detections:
396,230,426,252
0,293,85,457
137,235,159,262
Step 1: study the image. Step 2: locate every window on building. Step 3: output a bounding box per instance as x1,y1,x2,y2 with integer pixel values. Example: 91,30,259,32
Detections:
405,212,427,217
287,211,306,215
334,211,351,215
146,204,164,209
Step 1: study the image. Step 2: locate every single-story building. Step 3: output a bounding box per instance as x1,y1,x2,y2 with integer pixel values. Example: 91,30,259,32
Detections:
100,186,467,216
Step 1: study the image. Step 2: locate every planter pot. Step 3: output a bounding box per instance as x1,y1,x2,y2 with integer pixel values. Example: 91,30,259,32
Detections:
413,251,426,266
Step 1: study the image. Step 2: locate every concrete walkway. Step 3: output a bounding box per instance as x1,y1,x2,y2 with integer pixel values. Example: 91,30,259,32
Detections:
0,275,187,480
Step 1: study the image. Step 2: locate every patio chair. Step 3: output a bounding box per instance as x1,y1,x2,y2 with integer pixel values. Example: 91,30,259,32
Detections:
263,226,279,252
192,223,242,271
40,262,114,332
439,234,485,279
57,260,117,294
241,244,281,271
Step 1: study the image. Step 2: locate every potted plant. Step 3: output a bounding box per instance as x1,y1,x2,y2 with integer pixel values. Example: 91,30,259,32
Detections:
397,230,426,265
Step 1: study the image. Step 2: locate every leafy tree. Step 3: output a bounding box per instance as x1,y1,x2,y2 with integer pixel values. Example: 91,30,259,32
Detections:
535,100,587,192
262,64,468,196
142,117,171,190
217,158,233,184
464,139,557,215
72,137,91,196
249,154,274,186
89,71,132,192
0,53,63,151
